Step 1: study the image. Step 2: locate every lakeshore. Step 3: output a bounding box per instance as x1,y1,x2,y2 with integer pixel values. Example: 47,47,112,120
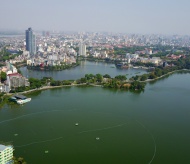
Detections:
143,69,190,82
19,61,147,80
1,68,189,105
13,69,190,94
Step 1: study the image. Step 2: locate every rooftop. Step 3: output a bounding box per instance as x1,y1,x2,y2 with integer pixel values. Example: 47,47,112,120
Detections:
0,144,12,151
8,73,22,77
14,95,27,99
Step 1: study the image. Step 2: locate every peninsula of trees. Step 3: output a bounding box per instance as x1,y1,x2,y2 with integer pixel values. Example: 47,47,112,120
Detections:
9,73,145,94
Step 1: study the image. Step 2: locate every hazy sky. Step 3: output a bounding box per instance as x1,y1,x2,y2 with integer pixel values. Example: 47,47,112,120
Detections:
1,0,190,34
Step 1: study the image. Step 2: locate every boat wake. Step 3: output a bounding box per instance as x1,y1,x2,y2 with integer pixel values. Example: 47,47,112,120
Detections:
15,137,63,148
79,123,126,134
136,120,157,164
0,109,78,125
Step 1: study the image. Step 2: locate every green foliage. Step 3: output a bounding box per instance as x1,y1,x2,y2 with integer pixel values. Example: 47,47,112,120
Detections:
29,78,42,89
134,75,139,81
10,86,30,93
13,156,27,164
114,46,146,55
130,81,145,91
27,62,79,71
0,93,5,104
140,74,148,81
154,68,163,77
144,62,156,67
96,74,103,82
152,45,173,52
51,80,62,86
149,73,157,79
62,80,72,85
80,78,87,83
132,61,156,67
0,48,20,61
85,74,95,80
173,56,190,69
103,74,111,78
104,78,121,89
115,75,127,81
131,56,190,82
1,71,7,82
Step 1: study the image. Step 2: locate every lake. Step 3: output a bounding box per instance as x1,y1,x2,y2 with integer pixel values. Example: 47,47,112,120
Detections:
0,65,190,163
20,60,147,80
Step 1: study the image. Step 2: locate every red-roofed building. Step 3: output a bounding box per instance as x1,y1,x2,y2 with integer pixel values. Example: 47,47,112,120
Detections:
6,73,30,92
8,73,22,78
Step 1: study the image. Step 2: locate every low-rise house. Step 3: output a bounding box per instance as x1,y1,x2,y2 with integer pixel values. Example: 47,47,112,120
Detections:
139,57,162,65
150,57,162,65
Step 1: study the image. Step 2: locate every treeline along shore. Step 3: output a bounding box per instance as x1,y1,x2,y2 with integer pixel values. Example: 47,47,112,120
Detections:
8,73,146,93
1,55,190,107
27,62,79,71
0,73,145,107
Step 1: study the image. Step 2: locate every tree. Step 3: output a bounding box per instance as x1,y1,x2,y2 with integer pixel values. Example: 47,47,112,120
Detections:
149,73,157,79
154,68,163,77
80,78,87,83
130,81,145,91
85,74,90,80
96,74,103,82
103,74,111,78
62,80,72,85
1,71,7,82
13,156,27,164
134,75,139,81
140,74,148,81
85,74,95,80
29,78,42,89
51,80,62,86
115,75,127,81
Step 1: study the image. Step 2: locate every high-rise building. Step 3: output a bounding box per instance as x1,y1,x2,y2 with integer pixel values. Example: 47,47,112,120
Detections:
79,43,86,57
26,27,36,56
0,144,14,164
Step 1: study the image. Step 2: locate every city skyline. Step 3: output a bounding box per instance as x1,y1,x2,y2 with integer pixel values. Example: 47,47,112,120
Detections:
0,0,190,35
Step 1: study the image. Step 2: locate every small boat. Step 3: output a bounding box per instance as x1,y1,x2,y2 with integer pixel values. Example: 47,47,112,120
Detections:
17,98,31,104
96,137,100,140
10,95,31,105
75,123,79,126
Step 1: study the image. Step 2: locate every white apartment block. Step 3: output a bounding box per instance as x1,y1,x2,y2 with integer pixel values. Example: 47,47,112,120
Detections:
79,43,86,57
0,144,14,164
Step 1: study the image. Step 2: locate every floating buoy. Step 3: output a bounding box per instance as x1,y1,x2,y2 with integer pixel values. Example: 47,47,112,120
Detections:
75,123,79,126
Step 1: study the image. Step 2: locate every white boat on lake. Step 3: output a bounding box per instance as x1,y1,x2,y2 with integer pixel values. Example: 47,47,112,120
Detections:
10,95,31,105
17,98,31,104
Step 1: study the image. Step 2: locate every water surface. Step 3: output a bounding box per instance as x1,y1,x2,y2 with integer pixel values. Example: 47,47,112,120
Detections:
20,61,147,80
0,73,190,164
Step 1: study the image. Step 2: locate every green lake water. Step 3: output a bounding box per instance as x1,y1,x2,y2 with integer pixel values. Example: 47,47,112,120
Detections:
0,72,190,164
20,60,147,80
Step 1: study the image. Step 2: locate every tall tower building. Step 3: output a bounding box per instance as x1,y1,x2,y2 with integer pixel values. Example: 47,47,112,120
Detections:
79,43,86,57
26,27,36,56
